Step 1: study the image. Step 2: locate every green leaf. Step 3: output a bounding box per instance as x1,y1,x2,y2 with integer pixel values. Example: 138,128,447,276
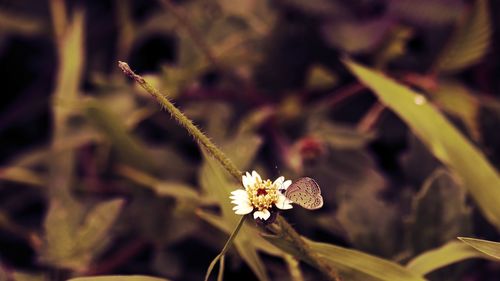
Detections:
429,80,480,140
85,101,156,172
310,241,426,281
345,60,500,230
458,237,500,259
41,9,98,272
306,65,338,89
265,235,426,281
116,165,210,204
68,276,170,281
407,241,489,275
75,199,124,248
406,169,472,255
374,26,413,69
49,8,85,199
41,199,124,270
434,0,491,73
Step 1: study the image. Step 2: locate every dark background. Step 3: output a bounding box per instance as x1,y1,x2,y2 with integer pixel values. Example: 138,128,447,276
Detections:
1,0,500,280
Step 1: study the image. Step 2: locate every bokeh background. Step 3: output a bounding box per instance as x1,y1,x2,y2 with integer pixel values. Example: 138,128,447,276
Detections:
1,0,500,280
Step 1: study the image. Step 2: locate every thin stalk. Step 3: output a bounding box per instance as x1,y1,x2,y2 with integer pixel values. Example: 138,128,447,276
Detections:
204,217,246,281
118,61,241,180
217,255,225,281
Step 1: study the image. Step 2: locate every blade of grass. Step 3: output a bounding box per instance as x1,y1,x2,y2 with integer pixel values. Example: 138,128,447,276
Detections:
345,59,500,230
407,241,490,275
458,237,500,260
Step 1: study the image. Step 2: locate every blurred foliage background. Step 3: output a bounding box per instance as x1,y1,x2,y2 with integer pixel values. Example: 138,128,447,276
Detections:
1,0,500,280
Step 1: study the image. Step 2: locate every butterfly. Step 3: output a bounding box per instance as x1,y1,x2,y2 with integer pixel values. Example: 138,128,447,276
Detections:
283,177,323,210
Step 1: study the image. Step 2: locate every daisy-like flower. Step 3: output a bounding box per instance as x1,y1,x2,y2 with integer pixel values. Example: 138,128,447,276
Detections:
230,171,293,221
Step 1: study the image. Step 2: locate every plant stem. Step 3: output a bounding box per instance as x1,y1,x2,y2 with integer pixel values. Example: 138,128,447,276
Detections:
205,217,246,281
118,61,340,280
118,61,241,180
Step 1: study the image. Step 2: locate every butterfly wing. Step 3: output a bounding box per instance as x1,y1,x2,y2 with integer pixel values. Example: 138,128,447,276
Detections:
285,177,323,210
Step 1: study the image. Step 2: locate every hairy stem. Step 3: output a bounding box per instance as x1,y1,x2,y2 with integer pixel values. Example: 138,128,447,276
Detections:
118,61,241,180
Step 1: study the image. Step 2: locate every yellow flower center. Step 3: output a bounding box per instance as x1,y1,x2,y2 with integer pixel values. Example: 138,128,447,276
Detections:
247,179,278,211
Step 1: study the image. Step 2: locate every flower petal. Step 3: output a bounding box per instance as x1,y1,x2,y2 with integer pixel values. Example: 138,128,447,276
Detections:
282,180,292,190
242,173,251,188
253,209,271,220
230,189,253,215
231,199,248,205
246,171,257,187
232,195,253,215
276,194,293,210
234,204,253,215
230,189,248,199
273,176,285,188
251,170,262,183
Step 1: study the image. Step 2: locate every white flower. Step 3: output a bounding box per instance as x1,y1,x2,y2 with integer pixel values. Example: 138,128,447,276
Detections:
230,171,293,221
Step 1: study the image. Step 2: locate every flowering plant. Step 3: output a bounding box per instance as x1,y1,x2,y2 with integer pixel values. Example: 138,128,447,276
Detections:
230,171,293,221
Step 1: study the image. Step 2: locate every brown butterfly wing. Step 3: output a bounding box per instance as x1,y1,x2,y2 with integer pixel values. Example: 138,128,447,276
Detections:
285,177,323,210
297,177,321,194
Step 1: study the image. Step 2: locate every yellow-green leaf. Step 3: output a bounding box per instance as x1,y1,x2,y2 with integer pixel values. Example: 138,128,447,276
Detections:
430,80,480,140
458,237,500,260
265,235,426,281
85,101,156,172
41,199,124,270
310,241,426,281
434,0,491,73
407,241,490,275
345,60,500,230
306,65,338,89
